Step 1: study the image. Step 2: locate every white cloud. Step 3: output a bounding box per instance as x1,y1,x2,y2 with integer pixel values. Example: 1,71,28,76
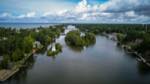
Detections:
52,0,150,23
0,12,12,17
75,0,89,13
99,0,150,13
125,11,137,17
42,12,54,17
17,12,36,19
26,12,36,17
0,0,150,23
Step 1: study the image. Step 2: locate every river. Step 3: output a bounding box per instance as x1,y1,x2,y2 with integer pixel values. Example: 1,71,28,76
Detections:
1,32,150,84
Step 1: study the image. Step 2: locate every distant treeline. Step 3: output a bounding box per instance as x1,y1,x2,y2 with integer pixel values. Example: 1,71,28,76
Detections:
75,24,150,34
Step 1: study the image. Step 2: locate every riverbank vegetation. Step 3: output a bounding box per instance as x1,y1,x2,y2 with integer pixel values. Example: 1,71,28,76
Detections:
0,25,64,69
76,24,150,62
65,30,96,48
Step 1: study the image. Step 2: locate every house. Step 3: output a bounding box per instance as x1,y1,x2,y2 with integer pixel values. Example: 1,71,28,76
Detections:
65,25,77,34
108,33,117,41
135,39,143,44
51,43,56,52
2,37,8,41
33,41,42,49
80,33,85,37
35,29,39,33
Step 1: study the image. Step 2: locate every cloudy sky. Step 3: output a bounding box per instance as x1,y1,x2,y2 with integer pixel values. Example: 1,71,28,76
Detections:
0,0,150,23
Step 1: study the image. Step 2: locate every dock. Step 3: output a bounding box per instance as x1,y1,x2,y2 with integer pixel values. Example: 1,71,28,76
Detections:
0,52,33,82
0,68,19,82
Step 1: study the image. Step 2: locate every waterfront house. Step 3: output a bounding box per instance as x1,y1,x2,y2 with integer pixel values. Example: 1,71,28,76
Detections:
33,41,42,49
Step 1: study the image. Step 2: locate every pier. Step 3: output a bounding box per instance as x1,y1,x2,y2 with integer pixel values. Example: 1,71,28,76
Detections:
0,53,33,82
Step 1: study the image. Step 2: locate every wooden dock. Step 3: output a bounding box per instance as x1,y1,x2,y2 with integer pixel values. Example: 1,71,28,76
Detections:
0,53,33,82
0,68,19,82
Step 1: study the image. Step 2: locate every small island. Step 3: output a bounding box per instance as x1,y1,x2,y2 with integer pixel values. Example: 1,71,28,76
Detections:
65,30,96,48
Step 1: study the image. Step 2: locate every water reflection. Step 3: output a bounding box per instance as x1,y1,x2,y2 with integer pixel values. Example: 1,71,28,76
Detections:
67,45,84,52
47,55,57,62
66,43,96,53
36,47,47,54
24,55,36,69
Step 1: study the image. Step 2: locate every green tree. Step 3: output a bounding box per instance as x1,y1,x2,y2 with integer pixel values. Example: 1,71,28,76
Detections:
83,32,96,46
23,35,34,53
12,49,24,62
65,30,84,47
116,33,126,43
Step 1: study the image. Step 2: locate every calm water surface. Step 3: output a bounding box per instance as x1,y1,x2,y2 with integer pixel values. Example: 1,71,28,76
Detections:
1,34,150,84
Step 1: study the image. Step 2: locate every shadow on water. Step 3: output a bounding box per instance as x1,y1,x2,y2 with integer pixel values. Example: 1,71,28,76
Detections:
137,62,150,75
66,41,96,53
116,41,150,76
67,45,84,53
106,37,150,76
116,42,150,76
116,43,138,59
47,54,60,61
36,47,47,54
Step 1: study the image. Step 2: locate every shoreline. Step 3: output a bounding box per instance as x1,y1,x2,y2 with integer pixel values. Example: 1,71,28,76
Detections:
118,43,150,67
0,52,34,82
105,34,150,67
